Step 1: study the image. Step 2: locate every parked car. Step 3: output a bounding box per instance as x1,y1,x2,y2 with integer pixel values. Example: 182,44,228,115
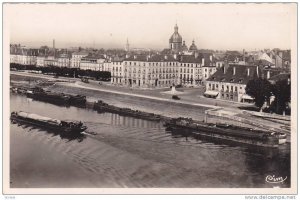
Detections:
172,95,180,100
81,77,89,83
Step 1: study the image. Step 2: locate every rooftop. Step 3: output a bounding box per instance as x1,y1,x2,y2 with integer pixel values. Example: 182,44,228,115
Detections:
207,65,262,84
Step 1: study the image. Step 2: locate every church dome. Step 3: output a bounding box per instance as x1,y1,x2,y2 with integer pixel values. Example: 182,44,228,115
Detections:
169,24,182,43
189,40,198,51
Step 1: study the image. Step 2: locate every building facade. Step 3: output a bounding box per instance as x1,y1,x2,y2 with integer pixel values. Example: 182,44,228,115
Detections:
79,54,105,71
205,65,264,102
71,51,89,68
123,55,179,88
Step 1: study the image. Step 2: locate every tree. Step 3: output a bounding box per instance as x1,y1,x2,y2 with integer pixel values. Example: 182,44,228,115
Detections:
245,78,273,111
272,79,291,115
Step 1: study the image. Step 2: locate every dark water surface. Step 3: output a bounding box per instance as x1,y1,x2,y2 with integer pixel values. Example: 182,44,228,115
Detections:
10,94,291,188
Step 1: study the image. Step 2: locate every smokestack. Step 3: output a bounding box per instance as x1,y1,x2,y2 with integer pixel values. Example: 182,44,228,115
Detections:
243,49,245,62
224,61,229,74
256,66,259,77
247,68,250,76
53,39,55,57
233,66,236,75
267,70,270,79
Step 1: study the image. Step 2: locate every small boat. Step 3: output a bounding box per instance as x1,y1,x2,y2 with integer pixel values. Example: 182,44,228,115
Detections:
164,117,287,148
11,111,87,134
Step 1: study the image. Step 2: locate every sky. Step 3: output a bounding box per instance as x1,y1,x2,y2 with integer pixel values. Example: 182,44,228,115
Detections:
4,3,296,51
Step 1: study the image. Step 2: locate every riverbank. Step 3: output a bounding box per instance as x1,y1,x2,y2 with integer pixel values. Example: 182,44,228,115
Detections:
10,71,291,139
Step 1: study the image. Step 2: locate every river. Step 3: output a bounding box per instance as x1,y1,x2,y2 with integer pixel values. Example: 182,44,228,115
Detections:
10,94,291,188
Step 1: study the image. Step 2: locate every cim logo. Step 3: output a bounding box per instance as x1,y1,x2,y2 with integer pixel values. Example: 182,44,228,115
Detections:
265,175,287,183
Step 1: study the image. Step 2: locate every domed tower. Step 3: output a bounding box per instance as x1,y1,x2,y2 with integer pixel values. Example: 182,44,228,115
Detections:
182,41,188,51
189,40,198,52
169,24,183,52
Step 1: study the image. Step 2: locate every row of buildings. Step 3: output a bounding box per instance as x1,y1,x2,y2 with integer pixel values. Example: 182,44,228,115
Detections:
10,24,291,103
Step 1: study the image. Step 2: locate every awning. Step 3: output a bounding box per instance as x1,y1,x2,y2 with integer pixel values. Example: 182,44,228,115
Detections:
242,94,254,100
204,90,219,97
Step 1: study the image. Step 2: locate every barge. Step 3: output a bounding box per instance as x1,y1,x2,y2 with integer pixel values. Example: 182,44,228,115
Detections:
94,100,161,121
164,117,287,148
26,87,71,105
11,111,87,134
25,87,87,107
69,94,87,106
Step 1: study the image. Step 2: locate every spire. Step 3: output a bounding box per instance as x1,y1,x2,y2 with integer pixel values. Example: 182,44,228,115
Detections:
174,23,178,33
125,38,130,52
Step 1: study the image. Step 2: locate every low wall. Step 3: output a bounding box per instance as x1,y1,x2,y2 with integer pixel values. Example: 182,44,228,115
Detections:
205,108,290,134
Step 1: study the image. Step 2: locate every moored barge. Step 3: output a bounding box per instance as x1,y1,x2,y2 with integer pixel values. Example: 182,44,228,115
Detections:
26,88,71,105
11,111,87,134
164,117,287,148
25,87,87,107
94,100,161,121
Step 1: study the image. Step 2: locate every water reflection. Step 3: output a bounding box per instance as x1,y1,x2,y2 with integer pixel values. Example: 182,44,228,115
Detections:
10,94,291,188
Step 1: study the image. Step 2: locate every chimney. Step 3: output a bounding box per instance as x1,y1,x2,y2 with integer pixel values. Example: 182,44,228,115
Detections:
256,66,259,77
243,49,245,62
202,58,205,66
53,39,56,57
267,70,270,79
233,66,236,75
224,60,229,74
173,54,177,59
126,54,130,59
247,68,250,76
194,52,199,58
210,55,212,62
133,55,137,59
164,55,168,60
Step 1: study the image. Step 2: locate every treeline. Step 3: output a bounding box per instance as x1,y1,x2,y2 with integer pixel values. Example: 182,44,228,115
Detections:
246,78,291,115
10,63,111,81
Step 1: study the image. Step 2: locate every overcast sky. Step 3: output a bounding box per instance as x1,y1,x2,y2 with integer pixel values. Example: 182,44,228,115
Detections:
4,3,296,51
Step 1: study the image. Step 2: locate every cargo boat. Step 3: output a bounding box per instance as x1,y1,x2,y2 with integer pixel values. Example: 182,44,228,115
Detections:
164,117,287,148
94,100,161,121
11,111,87,134
69,94,87,106
25,87,86,107
26,87,71,105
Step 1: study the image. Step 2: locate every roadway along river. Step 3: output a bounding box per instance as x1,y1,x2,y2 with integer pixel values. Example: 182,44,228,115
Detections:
10,94,291,188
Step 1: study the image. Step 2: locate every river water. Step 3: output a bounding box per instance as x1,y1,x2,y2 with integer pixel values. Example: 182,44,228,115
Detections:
10,94,291,188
